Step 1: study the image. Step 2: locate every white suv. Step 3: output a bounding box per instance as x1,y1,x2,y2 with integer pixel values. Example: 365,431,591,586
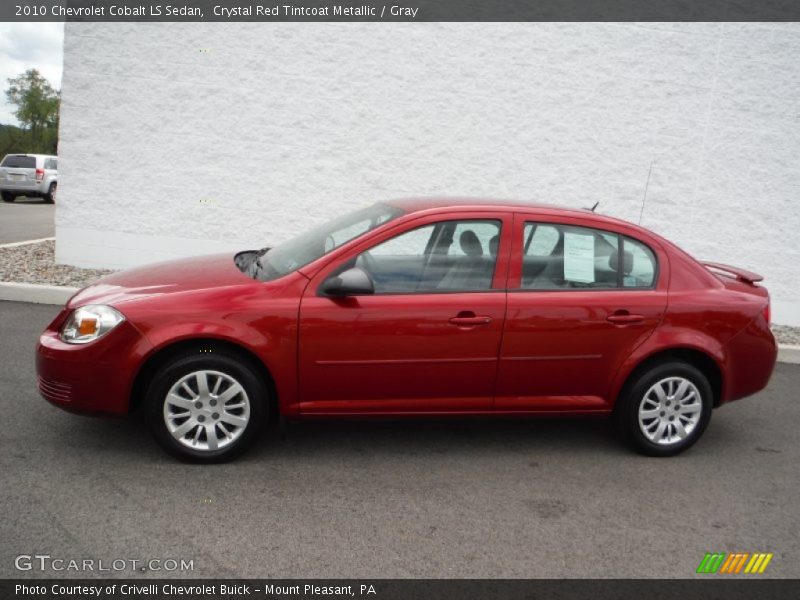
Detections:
0,154,58,203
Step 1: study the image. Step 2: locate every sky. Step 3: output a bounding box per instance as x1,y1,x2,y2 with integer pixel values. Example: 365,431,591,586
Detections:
0,22,64,125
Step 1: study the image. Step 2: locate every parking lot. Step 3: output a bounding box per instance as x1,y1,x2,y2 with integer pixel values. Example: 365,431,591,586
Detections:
0,197,54,244
1,300,798,579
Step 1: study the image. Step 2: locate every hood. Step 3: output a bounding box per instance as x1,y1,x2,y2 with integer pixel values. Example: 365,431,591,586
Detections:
68,254,254,308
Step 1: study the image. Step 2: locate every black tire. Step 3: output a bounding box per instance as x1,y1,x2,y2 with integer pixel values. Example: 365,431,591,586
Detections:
614,361,713,457
1,192,14,203
45,183,56,203
145,350,269,463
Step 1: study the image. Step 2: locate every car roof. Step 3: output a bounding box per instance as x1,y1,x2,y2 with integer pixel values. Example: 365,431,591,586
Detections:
386,197,589,214
2,153,57,159
384,197,659,238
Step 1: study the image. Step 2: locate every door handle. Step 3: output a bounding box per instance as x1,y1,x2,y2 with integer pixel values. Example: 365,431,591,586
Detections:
449,315,493,326
607,312,645,324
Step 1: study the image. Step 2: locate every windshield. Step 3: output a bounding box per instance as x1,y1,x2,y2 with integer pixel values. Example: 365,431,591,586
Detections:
255,203,403,281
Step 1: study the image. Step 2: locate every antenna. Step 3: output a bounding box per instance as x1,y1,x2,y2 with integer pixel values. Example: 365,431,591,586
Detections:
583,201,600,212
639,161,654,225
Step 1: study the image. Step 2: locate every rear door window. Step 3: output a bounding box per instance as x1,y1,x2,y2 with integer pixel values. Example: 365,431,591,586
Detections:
1,155,36,169
521,222,620,290
520,222,658,290
622,236,657,288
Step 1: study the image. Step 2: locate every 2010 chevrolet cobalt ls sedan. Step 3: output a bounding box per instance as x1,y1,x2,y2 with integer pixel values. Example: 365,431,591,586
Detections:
36,199,777,462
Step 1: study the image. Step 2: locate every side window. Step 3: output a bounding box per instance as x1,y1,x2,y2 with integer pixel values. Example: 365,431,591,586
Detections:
356,219,501,294
520,222,619,290
449,222,501,258
368,224,434,258
622,236,657,288
524,224,559,257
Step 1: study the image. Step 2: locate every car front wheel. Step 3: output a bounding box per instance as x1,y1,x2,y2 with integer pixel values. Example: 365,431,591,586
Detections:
615,361,712,456
146,351,268,462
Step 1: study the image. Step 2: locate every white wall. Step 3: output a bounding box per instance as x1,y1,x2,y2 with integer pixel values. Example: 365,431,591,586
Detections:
58,23,800,325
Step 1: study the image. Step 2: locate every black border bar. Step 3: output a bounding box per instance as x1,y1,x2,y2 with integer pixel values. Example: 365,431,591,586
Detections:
3,579,800,600
3,0,800,22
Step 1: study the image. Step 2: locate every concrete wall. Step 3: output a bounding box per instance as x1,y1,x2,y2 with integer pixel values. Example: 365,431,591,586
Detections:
58,23,800,324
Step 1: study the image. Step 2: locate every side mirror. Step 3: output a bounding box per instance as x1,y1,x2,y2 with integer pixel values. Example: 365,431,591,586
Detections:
320,267,375,297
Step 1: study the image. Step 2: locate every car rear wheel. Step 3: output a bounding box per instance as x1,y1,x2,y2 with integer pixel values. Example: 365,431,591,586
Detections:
146,351,268,462
2,192,14,203
45,183,56,203
615,361,712,456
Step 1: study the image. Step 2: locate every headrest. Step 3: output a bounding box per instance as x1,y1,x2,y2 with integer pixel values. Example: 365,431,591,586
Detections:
609,250,634,275
460,230,483,257
488,235,499,257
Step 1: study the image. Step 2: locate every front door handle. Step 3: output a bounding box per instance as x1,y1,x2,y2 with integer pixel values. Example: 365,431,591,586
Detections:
607,312,645,324
449,314,493,327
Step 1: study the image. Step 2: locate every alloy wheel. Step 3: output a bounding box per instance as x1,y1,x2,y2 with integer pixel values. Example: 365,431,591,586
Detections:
637,376,703,445
163,370,250,452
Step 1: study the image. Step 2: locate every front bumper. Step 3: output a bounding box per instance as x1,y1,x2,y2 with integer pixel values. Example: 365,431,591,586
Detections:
36,311,153,416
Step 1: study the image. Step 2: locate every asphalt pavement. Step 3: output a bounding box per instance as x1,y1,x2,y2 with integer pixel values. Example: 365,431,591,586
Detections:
0,196,55,244
1,300,798,579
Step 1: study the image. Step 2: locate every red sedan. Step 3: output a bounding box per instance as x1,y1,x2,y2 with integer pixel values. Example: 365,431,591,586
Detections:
36,199,777,461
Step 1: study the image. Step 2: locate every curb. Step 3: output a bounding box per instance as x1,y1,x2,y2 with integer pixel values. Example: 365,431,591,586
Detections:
778,345,800,365
0,282,78,305
0,237,55,249
1,282,799,364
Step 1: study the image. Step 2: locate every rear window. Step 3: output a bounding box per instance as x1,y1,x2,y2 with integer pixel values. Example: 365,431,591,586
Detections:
1,155,36,168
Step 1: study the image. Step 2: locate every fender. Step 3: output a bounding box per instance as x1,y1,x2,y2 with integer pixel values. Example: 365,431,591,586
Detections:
608,324,727,408
121,285,303,415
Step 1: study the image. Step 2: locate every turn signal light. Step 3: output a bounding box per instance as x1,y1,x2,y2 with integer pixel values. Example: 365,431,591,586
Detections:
60,305,125,344
78,318,98,336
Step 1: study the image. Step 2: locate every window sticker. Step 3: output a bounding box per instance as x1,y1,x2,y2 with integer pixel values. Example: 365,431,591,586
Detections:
563,232,595,283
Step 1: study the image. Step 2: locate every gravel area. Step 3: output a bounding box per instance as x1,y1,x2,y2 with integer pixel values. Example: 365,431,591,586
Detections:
773,325,800,346
2,241,800,345
0,240,113,288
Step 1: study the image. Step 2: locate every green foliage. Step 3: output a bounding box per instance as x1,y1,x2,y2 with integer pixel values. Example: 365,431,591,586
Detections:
3,69,60,155
0,124,51,157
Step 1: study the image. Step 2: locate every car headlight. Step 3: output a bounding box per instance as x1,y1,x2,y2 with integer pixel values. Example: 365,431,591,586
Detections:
60,305,125,344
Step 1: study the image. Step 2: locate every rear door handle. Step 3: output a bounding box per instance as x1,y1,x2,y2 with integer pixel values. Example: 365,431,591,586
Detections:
449,315,493,326
607,313,645,324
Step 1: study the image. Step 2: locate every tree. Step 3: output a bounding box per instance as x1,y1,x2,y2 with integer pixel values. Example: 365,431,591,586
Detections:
5,69,60,153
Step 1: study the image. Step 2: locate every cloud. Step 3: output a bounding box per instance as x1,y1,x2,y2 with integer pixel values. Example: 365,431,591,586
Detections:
0,23,64,125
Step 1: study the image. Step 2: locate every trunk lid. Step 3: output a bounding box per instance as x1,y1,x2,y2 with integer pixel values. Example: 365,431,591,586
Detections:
703,262,769,315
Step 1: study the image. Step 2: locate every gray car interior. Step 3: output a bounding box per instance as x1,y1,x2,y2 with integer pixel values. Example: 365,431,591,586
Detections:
348,220,642,293
353,221,500,293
